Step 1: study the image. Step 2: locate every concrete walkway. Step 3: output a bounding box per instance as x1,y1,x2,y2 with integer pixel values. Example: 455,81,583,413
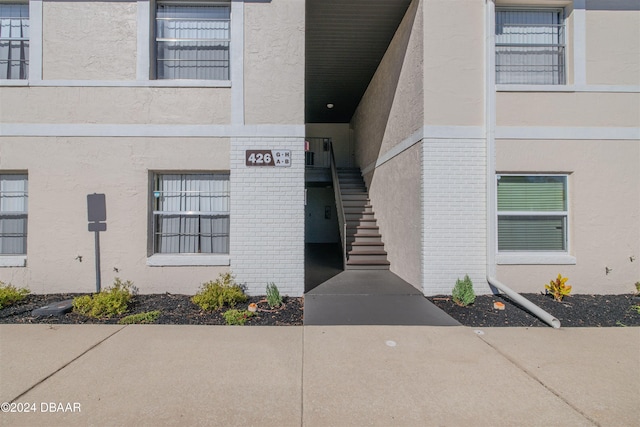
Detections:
305,270,460,326
1,325,638,426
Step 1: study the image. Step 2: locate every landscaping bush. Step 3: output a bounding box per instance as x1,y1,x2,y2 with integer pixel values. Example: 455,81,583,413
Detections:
118,310,161,325
452,275,476,307
0,282,29,309
73,278,136,318
223,309,254,325
191,273,247,311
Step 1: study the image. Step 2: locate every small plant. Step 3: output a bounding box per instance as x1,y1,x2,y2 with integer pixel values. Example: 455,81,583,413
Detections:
545,273,572,302
191,272,247,311
452,275,476,307
631,305,640,315
635,281,640,295
223,309,253,325
0,282,29,309
73,278,136,318
118,310,161,325
266,282,283,309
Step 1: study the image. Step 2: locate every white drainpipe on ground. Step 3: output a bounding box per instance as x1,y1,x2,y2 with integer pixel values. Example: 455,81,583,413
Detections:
487,277,561,329
484,1,560,330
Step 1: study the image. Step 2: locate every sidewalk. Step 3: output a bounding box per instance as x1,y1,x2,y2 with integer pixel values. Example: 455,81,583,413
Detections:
1,325,638,426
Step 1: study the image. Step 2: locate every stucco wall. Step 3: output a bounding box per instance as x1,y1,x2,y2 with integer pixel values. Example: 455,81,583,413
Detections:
423,0,484,127
586,9,640,85
367,144,423,287
496,92,640,127
0,87,231,124
0,136,231,294
244,0,305,125
496,139,640,294
352,0,423,171
350,0,423,290
43,1,137,80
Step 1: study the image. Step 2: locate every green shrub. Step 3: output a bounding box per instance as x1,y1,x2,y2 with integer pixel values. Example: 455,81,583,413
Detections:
73,278,135,318
266,282,283,309
118,310,161,325
545,274,571,302
452,275,476,307
223,309,254,325
191,273,247,311
635,281,640,294
0,282,29,309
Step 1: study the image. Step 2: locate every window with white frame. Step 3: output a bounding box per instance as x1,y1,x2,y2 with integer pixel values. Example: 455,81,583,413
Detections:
155,2,230,80
0,174,28,255
497,175,568,252
495,8,565,85
0,3,29,79
152,173,230,254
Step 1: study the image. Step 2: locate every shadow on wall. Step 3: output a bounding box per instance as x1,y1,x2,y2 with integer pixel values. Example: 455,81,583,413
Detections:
351,0,419,186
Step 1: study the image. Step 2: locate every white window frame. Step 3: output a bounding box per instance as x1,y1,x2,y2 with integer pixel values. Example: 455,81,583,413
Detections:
154,1,231,81
0,2,29,80
496,174,576,265
495,7,566,86
147,172,230,267
0,173,27,267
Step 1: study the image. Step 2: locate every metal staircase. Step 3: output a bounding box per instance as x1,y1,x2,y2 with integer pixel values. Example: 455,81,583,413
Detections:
337,168,390,270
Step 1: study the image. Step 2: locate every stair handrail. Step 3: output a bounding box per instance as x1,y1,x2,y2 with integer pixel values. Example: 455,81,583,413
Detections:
329,141,347,269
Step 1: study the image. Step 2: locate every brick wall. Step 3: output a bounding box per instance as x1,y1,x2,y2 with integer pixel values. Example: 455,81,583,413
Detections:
230,137,305,296
422,139,491,295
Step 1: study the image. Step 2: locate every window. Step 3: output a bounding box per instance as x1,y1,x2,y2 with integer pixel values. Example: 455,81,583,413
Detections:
497,175,568,252
155,2,230,80
495,8,565,85
152,173,229,254
0,174,28,255
0,3,29,79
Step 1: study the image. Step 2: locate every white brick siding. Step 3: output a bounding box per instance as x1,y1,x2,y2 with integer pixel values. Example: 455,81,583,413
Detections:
422,139,491,295
230,137,305,296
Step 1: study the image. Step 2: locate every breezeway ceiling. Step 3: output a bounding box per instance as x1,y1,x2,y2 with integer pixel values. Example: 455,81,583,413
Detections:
305,0,413,123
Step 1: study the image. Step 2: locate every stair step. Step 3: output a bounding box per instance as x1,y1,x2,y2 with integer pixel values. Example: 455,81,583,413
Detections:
345,260,391,270
342,194,369,201
342,199,370,205
350,241,385,247
345,212,376,220
347,226,379,235
348,234,383,243
344,206,373,214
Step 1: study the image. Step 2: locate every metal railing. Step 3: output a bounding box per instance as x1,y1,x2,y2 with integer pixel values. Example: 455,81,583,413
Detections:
329,141,347,269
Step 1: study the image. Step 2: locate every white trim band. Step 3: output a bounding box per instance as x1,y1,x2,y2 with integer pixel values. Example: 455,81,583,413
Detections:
496,126,640,140
0,124,305,138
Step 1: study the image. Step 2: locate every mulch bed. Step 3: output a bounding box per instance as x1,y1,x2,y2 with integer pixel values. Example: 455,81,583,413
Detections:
0,294,303,326
428,293,640,328
1,292,639,327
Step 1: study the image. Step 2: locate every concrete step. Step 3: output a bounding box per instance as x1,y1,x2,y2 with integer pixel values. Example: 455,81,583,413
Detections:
344,205,373,214
345,212,376,221
345,260,391,270
347,225,380,236
342,194,369,201
342,199,370,206
347,234,383,244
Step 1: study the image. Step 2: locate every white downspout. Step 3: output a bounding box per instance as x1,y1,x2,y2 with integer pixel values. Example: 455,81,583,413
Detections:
484,1,560,329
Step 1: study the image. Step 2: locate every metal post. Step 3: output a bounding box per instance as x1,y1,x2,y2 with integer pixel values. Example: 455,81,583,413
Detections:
94,231,101,293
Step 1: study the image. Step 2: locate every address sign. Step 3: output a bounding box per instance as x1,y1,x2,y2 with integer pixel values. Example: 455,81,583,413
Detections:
245,150,291,167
